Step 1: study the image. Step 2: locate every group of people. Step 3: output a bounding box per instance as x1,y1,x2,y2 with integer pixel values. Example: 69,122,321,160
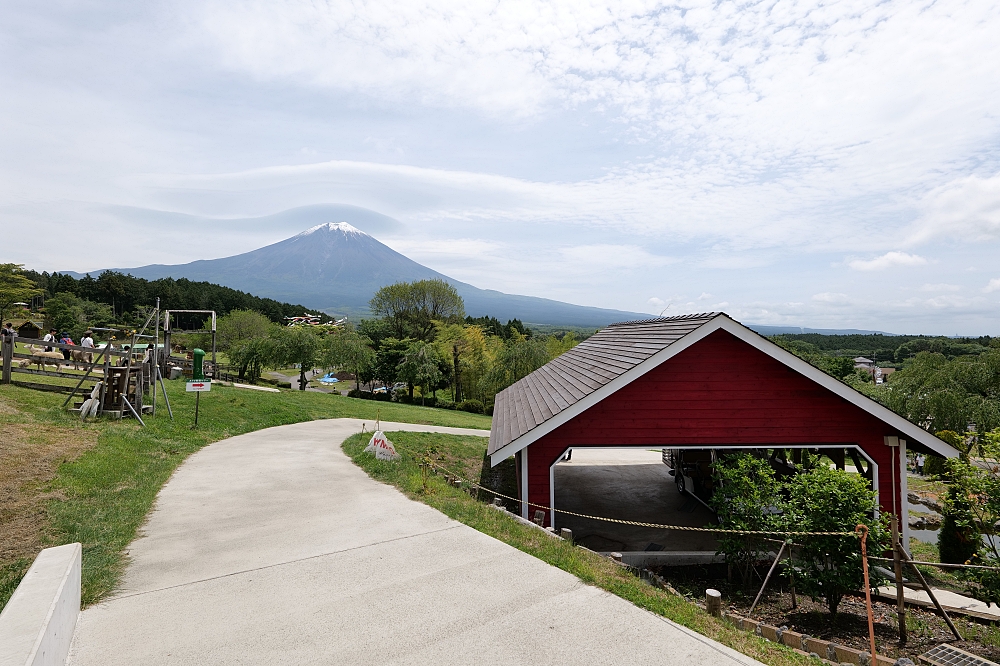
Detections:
1,323,96,361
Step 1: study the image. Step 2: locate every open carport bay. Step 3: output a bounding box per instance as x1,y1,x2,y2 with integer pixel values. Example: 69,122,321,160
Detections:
553,448,718,554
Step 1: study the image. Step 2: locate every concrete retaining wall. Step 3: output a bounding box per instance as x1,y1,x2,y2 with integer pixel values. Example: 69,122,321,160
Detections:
0,543,82,666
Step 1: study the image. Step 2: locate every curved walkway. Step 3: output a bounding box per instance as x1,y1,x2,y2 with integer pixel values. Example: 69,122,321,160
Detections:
68,419,762,665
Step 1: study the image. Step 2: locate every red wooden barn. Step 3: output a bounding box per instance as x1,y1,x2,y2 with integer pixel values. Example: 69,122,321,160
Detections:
488,313,958,546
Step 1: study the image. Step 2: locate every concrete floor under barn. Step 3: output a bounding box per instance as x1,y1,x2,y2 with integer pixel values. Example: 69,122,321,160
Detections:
552,448,719,560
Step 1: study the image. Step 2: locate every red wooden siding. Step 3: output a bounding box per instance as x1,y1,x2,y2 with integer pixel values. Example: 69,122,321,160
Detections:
525,329,904,527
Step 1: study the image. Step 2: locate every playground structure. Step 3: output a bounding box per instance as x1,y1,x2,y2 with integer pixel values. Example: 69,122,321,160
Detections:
0,300,189,425
160,309,217,380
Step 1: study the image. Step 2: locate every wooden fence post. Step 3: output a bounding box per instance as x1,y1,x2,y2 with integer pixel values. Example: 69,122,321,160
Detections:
1,335,11,384
891,516,907,643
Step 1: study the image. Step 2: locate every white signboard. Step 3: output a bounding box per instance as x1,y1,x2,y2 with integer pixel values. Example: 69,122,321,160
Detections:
186,381,211,392
364,430,399,461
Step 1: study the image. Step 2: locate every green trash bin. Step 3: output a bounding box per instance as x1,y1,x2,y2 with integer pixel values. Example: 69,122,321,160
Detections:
192,348,205,380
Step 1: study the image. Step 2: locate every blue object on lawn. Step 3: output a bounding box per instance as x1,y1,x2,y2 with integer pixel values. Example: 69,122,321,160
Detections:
320,373,339,384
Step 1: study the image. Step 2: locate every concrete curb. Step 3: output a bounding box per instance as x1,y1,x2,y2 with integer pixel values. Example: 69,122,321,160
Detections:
0,543,82,666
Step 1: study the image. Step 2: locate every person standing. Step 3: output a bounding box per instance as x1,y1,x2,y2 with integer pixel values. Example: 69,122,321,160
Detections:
59,332,73,360
43,328,57,352
916,453,925,475
1,323,13,359
80,330,95,364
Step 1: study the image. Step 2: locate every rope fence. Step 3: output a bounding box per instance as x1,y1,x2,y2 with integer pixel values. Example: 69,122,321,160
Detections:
414,453,858,538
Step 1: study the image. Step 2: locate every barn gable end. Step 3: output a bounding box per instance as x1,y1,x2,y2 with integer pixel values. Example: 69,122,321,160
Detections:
488,313,959,535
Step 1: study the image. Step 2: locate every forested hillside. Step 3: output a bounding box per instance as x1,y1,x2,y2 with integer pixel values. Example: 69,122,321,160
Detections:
23,270,325,328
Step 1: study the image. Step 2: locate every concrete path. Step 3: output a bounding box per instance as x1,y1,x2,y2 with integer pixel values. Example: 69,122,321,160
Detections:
68,419,763,665
877,585,1000,620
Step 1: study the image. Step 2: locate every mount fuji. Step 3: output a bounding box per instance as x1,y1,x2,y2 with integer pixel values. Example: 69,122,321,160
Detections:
65,222,646,327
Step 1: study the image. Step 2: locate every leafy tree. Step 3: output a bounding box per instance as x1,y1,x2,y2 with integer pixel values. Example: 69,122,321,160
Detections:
956,428,1000,603
480,333,548,401
217,310,274,351
0,263,42,324
783,466,888,616
545,331,579,360
710,453,784,583
882,349,1000,434
321,330,375,392
937,429,1000,573
373,337,410,391
397,341,443,405
369,279,465,341
228,336,280,384
464,315,532,339
452,325,490,404
356,317,394,349
274,326,321,390
771,337,855,380
938,456,982,564
41,292,114,339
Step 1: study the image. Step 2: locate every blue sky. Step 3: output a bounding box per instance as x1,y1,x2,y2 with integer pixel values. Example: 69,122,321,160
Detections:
2,0,999,334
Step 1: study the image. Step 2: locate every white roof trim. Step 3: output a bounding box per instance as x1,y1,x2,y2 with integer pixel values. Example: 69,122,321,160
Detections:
490,314,958,466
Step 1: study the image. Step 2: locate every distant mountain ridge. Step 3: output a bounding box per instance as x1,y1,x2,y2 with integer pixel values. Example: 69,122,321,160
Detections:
62,222,648,327
747,325,900,336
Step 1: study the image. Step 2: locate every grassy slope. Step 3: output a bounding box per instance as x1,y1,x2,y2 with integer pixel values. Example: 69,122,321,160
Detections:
0,382,489,609
344,431,812,666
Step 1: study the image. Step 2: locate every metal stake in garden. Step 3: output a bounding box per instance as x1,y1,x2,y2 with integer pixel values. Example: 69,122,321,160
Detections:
856,524,878,662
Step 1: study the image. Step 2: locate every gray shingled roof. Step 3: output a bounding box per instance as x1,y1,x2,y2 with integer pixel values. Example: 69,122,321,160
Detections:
488,313,720,456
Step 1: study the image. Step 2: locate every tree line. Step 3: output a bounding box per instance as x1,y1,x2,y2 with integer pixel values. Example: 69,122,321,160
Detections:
772,332,993,365
216,279,582,413
0,264,326,337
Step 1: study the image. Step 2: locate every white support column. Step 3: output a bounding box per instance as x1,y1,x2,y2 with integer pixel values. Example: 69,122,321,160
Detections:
520,448,529,519
900,439,911,547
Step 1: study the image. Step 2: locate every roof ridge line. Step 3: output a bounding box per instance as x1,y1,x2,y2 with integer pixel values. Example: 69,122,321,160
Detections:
605,312,720,327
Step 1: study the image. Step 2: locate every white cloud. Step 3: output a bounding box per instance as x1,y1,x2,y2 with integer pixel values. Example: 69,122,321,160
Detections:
2,1,1000,333
911,174,1000,244
812,292,851,305
558,245,674,271
920,284,961,293
984,278,1000,294
848,252,928,272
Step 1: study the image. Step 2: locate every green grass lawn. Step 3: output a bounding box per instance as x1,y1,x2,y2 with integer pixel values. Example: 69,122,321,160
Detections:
0,381,489,610
343,431,812,666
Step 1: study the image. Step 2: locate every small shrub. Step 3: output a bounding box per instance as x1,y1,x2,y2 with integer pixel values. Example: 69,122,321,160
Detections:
784,466,889,615
710,453,783,584
456,399,485,414
436,399,456,410
924,454,948,478
939,456,983,564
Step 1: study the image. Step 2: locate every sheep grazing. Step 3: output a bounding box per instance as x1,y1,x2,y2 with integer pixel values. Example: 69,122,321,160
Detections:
69,349,90,370
26,345,64,372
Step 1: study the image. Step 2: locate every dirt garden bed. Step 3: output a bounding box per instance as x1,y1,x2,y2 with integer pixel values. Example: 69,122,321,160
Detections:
656,563,1000,663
